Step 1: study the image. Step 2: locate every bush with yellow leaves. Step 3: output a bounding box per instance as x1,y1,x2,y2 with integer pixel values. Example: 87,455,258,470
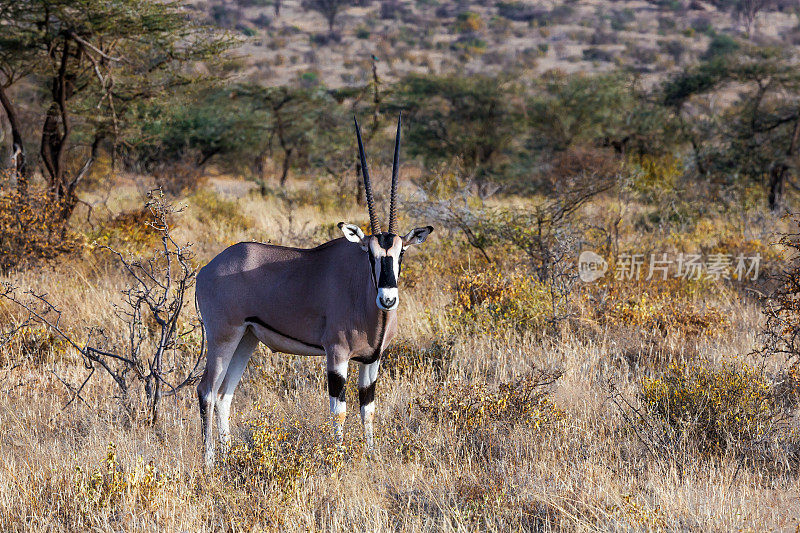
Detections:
191,189,250,230
87,206,162,252
0,324,69,366
447,267,555,335
590,277,729,338
381,338,452,380
640,362,784,456
74,444,173,510
0,172,82,271
224,415,342,499
416,370,564,433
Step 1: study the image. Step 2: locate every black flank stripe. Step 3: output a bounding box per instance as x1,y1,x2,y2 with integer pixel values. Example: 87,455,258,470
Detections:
244,316,324,351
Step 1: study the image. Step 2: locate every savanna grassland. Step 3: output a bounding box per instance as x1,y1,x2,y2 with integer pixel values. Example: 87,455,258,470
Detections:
0,167,798,531
2,0,800,530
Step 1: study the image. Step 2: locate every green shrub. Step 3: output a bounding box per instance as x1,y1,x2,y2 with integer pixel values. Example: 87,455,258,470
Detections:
701,34,739,61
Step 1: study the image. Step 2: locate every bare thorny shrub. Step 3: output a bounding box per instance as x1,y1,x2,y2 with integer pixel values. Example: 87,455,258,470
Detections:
758,213,800,404
0,190,202,424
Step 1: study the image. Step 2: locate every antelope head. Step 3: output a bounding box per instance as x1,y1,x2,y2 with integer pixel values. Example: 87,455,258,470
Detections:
339,115,433,311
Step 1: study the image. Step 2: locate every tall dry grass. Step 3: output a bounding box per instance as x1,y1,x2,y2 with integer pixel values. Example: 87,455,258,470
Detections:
0,173,798,531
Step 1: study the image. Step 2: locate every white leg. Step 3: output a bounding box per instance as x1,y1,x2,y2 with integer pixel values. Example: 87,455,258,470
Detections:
326,354,348,448
215,330,259,455
358,360,380,453
197,329,243,468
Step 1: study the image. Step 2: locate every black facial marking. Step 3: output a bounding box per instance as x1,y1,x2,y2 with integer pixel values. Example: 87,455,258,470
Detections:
378,256,397,288
359,381,376,406
376,232,396,249
327,371,347,402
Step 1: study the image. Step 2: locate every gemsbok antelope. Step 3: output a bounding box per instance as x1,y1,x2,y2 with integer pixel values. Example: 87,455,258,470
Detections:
196,115,433,465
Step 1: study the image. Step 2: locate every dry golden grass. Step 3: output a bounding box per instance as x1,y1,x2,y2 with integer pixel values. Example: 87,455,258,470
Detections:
0,175,798,531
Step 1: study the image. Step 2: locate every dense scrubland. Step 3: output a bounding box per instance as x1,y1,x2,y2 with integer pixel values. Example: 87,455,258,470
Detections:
1,0,800,531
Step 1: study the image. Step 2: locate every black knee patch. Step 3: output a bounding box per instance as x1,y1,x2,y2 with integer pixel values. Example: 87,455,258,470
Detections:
358,380,376,406
327,371,346,403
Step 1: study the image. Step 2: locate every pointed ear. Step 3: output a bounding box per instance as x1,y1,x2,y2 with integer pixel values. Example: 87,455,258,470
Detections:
339,222,368,250
401,226,434,249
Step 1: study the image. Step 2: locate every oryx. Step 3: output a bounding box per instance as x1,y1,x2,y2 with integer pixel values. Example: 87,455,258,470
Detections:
196,115,433,465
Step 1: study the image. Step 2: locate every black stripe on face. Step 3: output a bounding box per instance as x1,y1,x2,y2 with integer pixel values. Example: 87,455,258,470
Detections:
358,381,376,406
378,256,397,288
376,233,396,249
328,371,347,402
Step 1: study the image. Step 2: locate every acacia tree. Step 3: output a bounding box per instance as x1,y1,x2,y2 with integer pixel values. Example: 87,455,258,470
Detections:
0,0,231,226
301,0,353,36
662,46,800,211
393,74,522,195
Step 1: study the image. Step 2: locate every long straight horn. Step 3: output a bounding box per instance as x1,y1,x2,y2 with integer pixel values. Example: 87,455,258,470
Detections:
388,113,401,234
354,116,380,234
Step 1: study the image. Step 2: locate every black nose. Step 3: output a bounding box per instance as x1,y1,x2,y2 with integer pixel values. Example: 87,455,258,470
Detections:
380,297,396,308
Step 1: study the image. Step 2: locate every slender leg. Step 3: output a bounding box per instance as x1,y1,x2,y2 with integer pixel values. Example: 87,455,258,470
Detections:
215,330,260,455
358,360,380,453
326,353,348,448
197,329,243,467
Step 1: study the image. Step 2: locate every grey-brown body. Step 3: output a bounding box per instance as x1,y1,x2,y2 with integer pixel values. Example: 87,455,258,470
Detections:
196,238,396,360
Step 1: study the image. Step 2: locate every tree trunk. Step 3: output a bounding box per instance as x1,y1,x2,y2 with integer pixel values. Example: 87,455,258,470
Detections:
0,85,29,194
769,113,800,212
41,38,76,211
327,12,336,35
279,148,293,187
768,165,786,212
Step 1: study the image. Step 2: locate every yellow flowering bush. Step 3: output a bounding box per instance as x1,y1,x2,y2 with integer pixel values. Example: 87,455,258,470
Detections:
0,324,69,366
447,267,554,335
191,189,250,230
381,338,452,380
454,11,485,33
627,153,682,197
591,278,729,337
225,418,318,497
224,414,358,501
640,362,777,454
88,206,162,252
74,444,173,510
416,372,564,433
0,175,82,271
